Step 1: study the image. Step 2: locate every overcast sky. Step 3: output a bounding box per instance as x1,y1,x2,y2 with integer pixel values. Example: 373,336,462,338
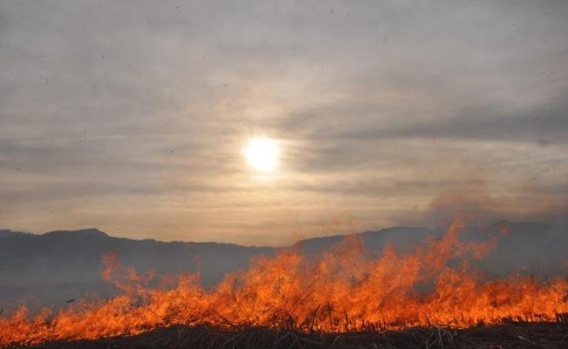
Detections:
1,0,567,245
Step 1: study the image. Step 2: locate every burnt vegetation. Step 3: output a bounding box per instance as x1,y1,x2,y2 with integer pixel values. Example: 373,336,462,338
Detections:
18,321,568,349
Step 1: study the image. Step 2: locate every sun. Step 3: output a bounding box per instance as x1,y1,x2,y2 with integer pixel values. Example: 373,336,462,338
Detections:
243,137,280,173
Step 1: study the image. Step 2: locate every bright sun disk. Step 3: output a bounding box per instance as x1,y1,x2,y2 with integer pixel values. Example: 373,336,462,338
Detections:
243,137,280,173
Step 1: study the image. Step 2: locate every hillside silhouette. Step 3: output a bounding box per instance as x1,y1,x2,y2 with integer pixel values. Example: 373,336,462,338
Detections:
0,221,566,310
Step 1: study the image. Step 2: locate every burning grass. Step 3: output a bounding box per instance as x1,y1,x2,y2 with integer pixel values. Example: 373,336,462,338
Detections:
1,215,567,347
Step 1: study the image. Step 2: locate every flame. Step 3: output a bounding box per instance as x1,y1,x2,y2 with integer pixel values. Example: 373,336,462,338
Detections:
0,215,566,346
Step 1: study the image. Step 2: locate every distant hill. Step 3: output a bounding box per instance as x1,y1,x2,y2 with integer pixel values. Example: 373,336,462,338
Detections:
293,226,434,256
292,222,567,278
0,221,566,310
0,228,273,309
0,229,32,238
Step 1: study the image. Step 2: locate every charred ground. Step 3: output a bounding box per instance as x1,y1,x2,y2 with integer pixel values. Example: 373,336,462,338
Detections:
18,321,568,349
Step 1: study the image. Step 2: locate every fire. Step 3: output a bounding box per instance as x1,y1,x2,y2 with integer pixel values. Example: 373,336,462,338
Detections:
0,215,566,346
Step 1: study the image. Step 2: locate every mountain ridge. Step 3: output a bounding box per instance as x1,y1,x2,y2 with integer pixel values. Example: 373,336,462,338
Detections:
0,220,565,310
1,219,556,247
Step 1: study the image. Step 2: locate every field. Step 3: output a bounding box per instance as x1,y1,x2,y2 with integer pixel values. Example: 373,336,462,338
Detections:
2,218,567,348
19,321,568,349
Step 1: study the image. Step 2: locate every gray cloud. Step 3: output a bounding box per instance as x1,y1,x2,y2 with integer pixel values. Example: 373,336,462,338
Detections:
1,0,567,244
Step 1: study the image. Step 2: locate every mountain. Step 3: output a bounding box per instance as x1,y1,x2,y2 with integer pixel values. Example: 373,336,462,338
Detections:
0,229,32,238
292,222,568,278
293,226,434,256
0,221,566,310
0,228,273,310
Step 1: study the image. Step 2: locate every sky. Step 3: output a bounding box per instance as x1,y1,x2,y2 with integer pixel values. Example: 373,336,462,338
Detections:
1,0,567,246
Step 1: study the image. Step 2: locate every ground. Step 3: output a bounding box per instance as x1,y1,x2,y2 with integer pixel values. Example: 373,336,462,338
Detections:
19,322,568,349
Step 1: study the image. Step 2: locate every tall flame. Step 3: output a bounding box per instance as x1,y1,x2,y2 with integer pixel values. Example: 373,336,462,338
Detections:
0,215,566,346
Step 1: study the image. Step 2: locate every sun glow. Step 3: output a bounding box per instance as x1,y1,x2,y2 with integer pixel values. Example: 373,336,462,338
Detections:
243,137,280,173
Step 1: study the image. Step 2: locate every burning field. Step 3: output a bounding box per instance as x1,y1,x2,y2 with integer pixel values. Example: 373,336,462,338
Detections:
1,215,567,348
14,322,568,349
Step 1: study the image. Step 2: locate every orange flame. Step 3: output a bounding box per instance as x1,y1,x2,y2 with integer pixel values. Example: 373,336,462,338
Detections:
0,215,566,346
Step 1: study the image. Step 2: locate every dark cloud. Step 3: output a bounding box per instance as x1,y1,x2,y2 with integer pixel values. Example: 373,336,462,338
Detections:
332,95,568,144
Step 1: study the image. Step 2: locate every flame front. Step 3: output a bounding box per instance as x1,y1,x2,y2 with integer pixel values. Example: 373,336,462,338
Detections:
1,215,566,346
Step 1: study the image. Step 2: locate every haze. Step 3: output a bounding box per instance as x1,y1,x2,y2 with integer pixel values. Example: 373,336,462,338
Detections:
1,0,567,245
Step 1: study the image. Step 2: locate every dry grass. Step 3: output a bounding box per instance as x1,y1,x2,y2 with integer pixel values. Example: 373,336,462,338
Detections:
18,321,568,349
